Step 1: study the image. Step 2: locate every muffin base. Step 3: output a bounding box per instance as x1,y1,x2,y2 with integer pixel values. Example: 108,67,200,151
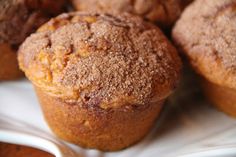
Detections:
201,78,236,117
0,43,23,80
35,86,164,151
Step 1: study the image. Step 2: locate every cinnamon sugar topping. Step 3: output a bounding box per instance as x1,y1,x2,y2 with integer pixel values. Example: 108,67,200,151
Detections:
19,12,181,107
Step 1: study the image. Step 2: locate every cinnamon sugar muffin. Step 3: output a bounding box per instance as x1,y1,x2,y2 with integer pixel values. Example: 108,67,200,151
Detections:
172,0,236,116
18,12,182,151
70,0,192,28
0,0,66,80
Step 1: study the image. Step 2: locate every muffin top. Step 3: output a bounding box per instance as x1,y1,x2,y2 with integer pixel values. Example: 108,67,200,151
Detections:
19,12,181,109
172,0,236,89
0,0,65,45
71,0,192,28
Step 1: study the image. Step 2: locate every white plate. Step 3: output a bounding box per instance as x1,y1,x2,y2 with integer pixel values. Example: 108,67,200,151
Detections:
1,79,236,157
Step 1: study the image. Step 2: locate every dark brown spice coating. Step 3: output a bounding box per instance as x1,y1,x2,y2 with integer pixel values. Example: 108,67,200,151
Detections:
19,12,181,108
71,0,193,27
173,0,236,89
0,0,65,45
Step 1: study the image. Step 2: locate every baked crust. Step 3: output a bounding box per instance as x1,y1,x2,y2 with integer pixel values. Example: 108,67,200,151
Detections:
0,43,23,80
70,0,192,27
35,86,164,151
19,12,182,108
201,78,236,117
172,0,236,89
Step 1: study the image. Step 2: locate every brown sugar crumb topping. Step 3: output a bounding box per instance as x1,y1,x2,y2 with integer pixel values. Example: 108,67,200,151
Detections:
173,0,236,88
71,0,192,27
0,0,65,45
19,12,181,108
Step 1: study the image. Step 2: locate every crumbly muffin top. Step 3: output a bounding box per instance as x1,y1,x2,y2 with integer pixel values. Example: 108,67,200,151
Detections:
19,12,181,108
173,0,236,89
0,0,65,45
71,0,192,27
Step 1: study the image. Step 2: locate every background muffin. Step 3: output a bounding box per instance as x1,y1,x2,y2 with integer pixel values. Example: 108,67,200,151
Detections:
0,0,66,80
18,12,181,151
172,0,236,116
0,142,54,157
70,0,192,28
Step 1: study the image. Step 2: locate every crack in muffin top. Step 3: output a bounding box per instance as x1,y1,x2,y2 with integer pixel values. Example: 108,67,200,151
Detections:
19,12,181,108
173,0,236,89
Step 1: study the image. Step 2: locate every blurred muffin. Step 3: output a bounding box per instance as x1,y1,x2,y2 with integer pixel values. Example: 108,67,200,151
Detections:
18,12,182,151
70,0,192,28
0,142,54,157
0,0,66,80
172,0,236,116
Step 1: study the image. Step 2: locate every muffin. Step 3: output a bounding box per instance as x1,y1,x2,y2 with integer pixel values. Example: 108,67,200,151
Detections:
172,0,236,116
0,0,66,80
18,12,182,151
0,142,54,157
70,0,192,28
